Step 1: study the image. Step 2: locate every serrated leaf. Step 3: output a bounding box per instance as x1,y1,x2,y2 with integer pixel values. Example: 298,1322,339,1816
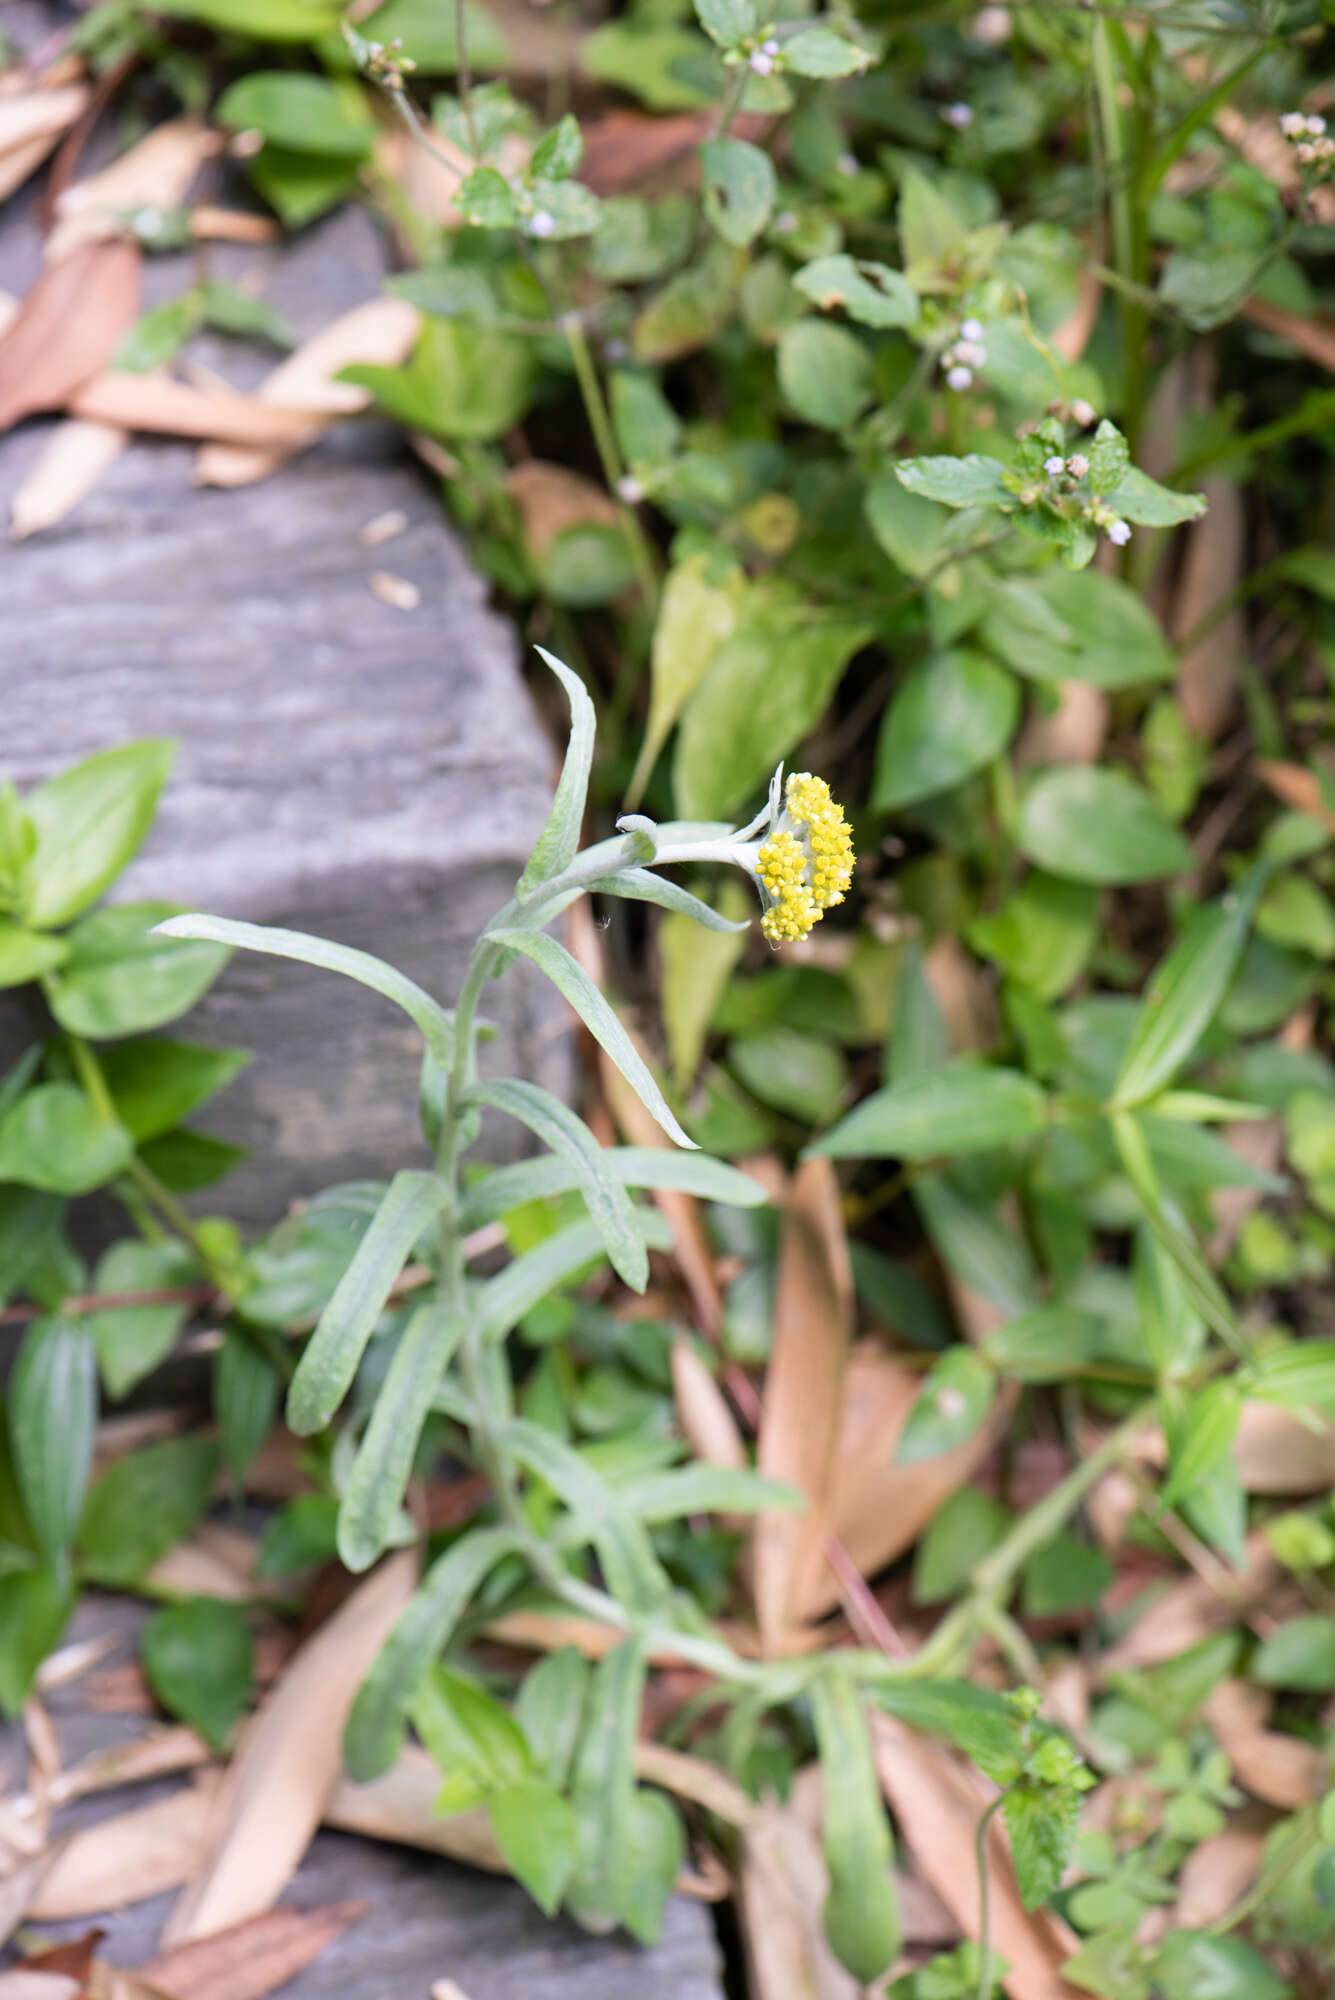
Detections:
1102,465,1206,527
1002,1778,1082,1909
894,454,1012,509
693,0,755,45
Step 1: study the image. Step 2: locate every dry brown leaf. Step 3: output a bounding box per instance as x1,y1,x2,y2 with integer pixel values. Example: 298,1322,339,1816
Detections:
194,296,420,487
188,206,280,245
0,83,90,201
325,1745,503,1872
505,461,622,562
359,506,408,547
1202,1679,1325,1809
46,117,221,262
672,1335,746,1475
1233,1400,1335,1493
1240,296,1335,374
85,1964,174,2000
48,1725,212,1808
35,1635,118,1695
1172,1825,1263,1928
870,1715,1082,2000
10,414,130,539
1256,758,1335,833
162,1551,416,1946
0,239,140,433
1049,267,1102,364
738,1786,861,2000
68,374,322,448
753,1157,852,1652
139,1901,368,2000
0,1851,59,1952
1099,1532,1279,1674
30,1781,218,1920
13,1933,103,1982
1016,681,1108,768
0,1975,82,2000
373,124,472,234
1173,480,1244,739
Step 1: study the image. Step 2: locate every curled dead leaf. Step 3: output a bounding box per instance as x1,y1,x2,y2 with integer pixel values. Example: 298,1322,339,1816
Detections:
0,83,90,202
1172,1824,1263,1929
1202,1679,1325,1809
0,239,141,434
1099,1531,1279,1674
139,1900,368,2000
46,118,221,262
738,1793,862,2000
30,1781,219,1920
68,374,322,448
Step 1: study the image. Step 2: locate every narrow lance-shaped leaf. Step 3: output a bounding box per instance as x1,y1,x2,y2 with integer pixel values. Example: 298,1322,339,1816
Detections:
516,648,596,899
8,1317,96,1577
154,914,453,1070
584,867,751,932
337,1302,467,1574
470,1078,648,1292
811,1063,1047,1161
475,1210,671,1343
613,1463,803,1523
343,1525,520,1782
565,1636,646,1931
288,1169,449,1435
1112,869,1265,1108
459,1146,767,1229
486,927,696,1148
1112,1112,1244,1355
500,1418,672,1612
1161,1380,1241,1509
811,1669,901,1983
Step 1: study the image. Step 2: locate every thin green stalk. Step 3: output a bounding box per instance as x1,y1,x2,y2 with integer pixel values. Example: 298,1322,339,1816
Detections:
561,311,659,614
453,0,480,159
975,1793,1007,2000
1092,19,1149,455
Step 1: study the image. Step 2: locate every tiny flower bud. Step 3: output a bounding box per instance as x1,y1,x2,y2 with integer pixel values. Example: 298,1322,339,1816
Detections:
774,210,797,234
749,48,774,73
1071,397,1097,427
1280,110,1307,137
1307,114,1327,136
1107,519,1131,546
946,364,973,390
959,317,984,341
762,37,779,53
970,5,1011,42
954,339,986,368
616,474,644,504
942,102,974,128
604,337,631,365
1043,455,1064,475
837,152,859,176
1297,142,1316,164
1066,453,1089,478
529,210,556,238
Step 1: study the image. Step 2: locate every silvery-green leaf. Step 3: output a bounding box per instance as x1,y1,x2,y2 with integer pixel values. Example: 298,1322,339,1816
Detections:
471,1078,647,1291
487,928,696,1148
516,649,596,899
154,914,452,1069
337,1302,466,1573
586,868,751,931
476,1210,672,1340
501,1420,670,1611
287,1169,449,1435
615,1463,802,1523
460,1145,767,1228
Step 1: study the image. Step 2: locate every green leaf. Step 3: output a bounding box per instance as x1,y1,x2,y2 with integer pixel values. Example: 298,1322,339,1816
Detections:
454,165,519,228
460,1145,765,1229
100,1038,249,1143
248,146,359,227
1002,1779,1082,1910
813,1063,1046,1161
777,319,874,429
89,1239,197,1400
1112,879,1260,1107
632,243,739,363
353,0,509,70
730,1027,848,1125
0,924,66,989
811,1670,900,1983
865,473,951,579
894,454,1011,510
985,569,1175,689
794,254,917,330
8,1318,96,1573
414,1662,531,1811
342,318,535,443
158,0,339,36
47,902,229,1038
895,1347,995,1463
217,71,374,155
0,1568,71,1719
471,1080,647,1292
782,26,868,76
968,873,1097,1000
198,278,294,348
254,1493,339,1578
24,741,174,930
78,1436,220,1587
515,1648,590,1791
616,1462,801,1523
114,296,201,373
1016,768,1192,885
531,113,583,181
490,1778,580,1915
915,1172,1035,1317
155,917,452,1077
565,1637,646,1931
1022,1531,1112,1616
337,1302,465,1573
700,137,776,247
913,1487,1010,1603
288,1168,449,1435
1252,1614,1335,1692
516,650,596,898
983,1304,1102,1382
487,929,695,1150
500,1419,671,1611
693,0,754,45
615,1788,685,1946
1102,465,1207,527
1152,1931,1290,2000
213,1331,279,1485
476,1214,670,1341
140,1128,246,1193
0,1083,132,1194
873,649,1019,810
141,1597,253,1751
1248,1340,1335,1414
873,1680,1025,1786
343,1525,519,1781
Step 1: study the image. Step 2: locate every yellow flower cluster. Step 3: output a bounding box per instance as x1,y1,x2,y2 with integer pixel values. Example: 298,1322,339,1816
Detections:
755,773,855,943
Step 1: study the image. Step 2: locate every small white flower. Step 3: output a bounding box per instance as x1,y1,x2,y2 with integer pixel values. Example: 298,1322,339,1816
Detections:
942,102,974,129
616,475,644,505
1066,453,1089,478
1306,114,1327,137
1043,455,1064,476
837,152,859,176
1071,397,1097,427
528,210,556,238
959,316,984,341
954,339,986,368
775,210,797,234
970,5,1012,42
946,364,973,390
1107,519,1132,546
1281,111,1308,138
762,36,779,54
749,48,774,73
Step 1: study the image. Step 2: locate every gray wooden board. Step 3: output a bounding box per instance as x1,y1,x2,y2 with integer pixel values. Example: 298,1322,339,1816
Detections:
0,1594,726,1999
1,99,573,1229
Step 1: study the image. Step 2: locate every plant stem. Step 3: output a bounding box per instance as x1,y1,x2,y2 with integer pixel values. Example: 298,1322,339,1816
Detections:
975,1793,1006,2000
453,0,480,159
561,310,659,614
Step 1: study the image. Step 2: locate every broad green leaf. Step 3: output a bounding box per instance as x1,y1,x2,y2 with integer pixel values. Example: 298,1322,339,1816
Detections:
0,1569,71,1719
983,1304,1102,1381
471,1079,647,1292
632,243,739,362
811,1670,900,1983
459,1145,766,1228
777,320,874,428
248,145,358,228
254,1493,339,1578
614,1789,685,1946
730,1027,848,1125
873,1680,1024,1785
1022,1531,1112,1617
0,923,65,989
865,472,952,579
89,1239,196,1400
288,1168,449,1435
354,0,510,70
894,454,1011,510
566,1637,645,1930
78,1435,220,1587
700,137,776,247
213,1331,279,1486
141,1129,245,1193
515,1648,590,1791
414,1662,531,1811
1102,466,1206,527
1113,878,1261,1107
487,929,695,1149
516,651,595,898
1252,1615,1335,1692
1016,769,1192,885
1247,1340,1335,1414
0,1083,132,1194
1002,1779,1083,1910
915,1172,1035,1316
912,1488,1010,1603
490,1779,580,1915
693,0,754,44
1152,1931,1290,2000
983,569,1175,690
8,1318,96,1573
0,1186,66,1314
794,254,917,329
895,1346,996,1463
531,113,583,181
500,1419,671,1611
342,318,535,443
100,1038,249,1142
813,1063,1046,1161
343,1526,519,1781
155,913,452,1068
337,1302,465,1572
141,1597,254,1750
216,72,374,156
783,26,867,76
158,0,339,35
968,873,1097,1000
46,902,229,1038
873,649,1019,810
24,741,173,930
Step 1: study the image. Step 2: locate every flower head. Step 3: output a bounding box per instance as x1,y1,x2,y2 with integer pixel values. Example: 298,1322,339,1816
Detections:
1107,518,1131,546
946,363,973,390
1043,454,1065,476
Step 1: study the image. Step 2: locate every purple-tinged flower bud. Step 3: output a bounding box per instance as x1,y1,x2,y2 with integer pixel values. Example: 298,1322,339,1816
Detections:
1107,519,1131,546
